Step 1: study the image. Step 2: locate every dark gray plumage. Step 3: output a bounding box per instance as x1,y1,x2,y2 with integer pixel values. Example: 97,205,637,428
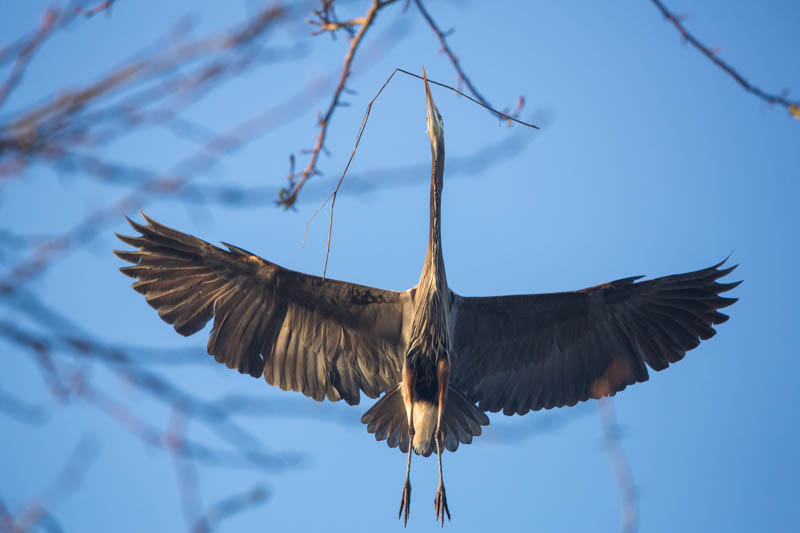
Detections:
117,218,410,404
115,69,739,526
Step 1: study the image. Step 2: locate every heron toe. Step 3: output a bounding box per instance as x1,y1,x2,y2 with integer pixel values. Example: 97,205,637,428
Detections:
434,483,450,526
398,480,412,527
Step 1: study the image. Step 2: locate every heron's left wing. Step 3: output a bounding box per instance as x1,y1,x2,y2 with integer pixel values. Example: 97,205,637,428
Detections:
115,213,412,405
449,261,739,415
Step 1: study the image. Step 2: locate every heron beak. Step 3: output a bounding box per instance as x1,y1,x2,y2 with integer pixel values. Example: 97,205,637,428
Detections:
422,67,441,140
423,66,435,114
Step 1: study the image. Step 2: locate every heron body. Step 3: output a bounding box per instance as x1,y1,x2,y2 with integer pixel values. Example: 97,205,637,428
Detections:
404,78,450,457
115,69,739,526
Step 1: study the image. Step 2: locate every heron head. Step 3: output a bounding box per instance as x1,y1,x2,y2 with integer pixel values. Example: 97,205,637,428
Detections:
423,67,444,149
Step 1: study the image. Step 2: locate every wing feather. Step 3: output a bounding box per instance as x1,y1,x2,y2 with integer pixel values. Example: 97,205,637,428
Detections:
450,260,740,414
116,212,412,404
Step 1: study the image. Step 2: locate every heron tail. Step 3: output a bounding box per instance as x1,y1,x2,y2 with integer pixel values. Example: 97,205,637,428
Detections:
361,386,489,455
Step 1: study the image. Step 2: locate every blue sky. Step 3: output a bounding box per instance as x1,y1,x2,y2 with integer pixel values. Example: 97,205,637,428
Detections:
1,1,798,532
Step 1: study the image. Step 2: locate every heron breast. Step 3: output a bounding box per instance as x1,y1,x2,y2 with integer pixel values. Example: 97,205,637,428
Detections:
410,400,437,456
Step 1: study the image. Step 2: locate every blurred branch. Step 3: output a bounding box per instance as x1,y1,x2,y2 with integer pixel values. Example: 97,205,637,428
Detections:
75,371,296,470
76,0,116,18
0,5,289,160
168,409,271,533
167,405,206,533
0,5,412,295
278,0,399,209
0,387,48,425
0,499,13,533
0,8,58,108
0,7,290,293
194,484,270,533
0,0,110,107
598,399,638,533
53,116,539,210
0,229,50,265
650,0,800,117
13,435,100,533
0,295,304,465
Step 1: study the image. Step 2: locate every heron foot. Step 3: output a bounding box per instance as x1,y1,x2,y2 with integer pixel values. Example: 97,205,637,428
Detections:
434,483,450,526
398,480,412,527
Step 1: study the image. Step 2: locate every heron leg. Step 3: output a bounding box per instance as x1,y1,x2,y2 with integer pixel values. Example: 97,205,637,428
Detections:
434,358,450,526
399,365,415,527
399,428,413,527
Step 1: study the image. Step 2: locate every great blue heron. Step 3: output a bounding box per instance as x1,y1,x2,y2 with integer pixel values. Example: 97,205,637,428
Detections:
115,69,739,526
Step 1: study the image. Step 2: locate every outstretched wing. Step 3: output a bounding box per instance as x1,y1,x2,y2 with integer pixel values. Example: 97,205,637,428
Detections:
115,213,412,405
449,260,740,415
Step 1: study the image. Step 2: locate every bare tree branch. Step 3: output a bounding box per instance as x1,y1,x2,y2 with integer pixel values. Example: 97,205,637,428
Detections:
282,0,534,209
308,0,358,38
650,0,800,118
412,0,488,108
413,0,524,122
278,0,400,209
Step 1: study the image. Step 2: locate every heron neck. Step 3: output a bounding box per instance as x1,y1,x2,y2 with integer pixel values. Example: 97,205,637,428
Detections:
407,138,449,363
421,138,446,289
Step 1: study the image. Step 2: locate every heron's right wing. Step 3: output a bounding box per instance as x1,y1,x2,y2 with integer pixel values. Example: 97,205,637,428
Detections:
115,213,413,405
449,260,739,415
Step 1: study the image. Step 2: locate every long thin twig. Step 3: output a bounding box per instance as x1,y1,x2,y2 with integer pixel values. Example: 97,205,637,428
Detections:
302,67,399,277
650,0,799,116
396,68,537,129
304,67,538,278
279,0,399,209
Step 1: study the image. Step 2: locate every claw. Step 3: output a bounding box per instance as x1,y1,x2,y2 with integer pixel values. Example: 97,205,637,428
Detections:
399,480,412,527
434,484,450,526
